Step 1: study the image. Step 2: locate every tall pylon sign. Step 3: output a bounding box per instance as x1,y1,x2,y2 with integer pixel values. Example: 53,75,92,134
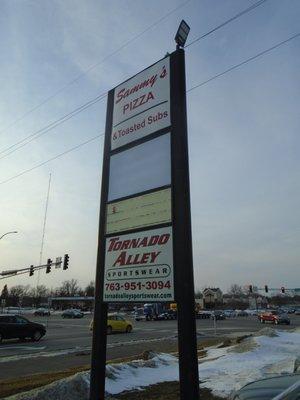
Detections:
90,26,199,399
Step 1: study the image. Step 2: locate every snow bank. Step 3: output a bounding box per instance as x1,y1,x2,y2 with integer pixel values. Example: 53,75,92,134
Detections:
198,329,300,397
4,372,90,400
5,329,300,400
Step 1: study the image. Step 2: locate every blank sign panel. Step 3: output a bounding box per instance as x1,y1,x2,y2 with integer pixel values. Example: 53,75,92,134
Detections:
108,133,171,202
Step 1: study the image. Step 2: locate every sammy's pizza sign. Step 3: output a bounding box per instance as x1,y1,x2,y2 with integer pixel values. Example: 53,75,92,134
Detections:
103,227,174,302
111,57,170,150
102,54,174,303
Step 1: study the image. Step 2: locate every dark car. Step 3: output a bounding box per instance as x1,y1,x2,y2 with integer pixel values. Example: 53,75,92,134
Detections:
34,308,50,316
154,311,177,321
230,373,300,400
236,310,248,317
211,311,226,320
154,313,169,321
196,311,212,319
166,310,177,320
61,309,84,318
0,314,46,342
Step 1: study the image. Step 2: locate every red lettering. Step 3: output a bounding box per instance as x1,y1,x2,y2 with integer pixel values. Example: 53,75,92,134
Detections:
108,237,119,252
113,251,126,267
158,234,170,245
140,253,150,264
115,75,158,104
150,251,161,263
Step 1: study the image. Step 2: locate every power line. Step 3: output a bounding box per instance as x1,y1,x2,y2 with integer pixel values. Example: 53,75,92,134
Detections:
0,0,268,160
185,0,268,48
0,133,103,185
187,32,300,93
0,0,191,137
0,31,299,186
0,92,107,160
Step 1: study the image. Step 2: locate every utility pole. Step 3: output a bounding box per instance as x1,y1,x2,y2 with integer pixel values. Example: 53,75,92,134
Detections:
37,173,51,286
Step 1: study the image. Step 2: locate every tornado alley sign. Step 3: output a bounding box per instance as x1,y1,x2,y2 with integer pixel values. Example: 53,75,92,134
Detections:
111,57,170,150
103,227,174,301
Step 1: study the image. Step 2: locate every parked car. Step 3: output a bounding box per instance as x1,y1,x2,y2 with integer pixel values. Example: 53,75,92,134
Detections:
258,311,290,325
134,308,146,321
211,311,226,320
224,310,236,318
236,310,248,317
61,309,84,319
166,310,177,320
154,313,169,321
34,308,50,316
245,309,258,316
89,313,133,334
0,314,46,342
196,311,212,319
280,307,295,314
230,373,300,400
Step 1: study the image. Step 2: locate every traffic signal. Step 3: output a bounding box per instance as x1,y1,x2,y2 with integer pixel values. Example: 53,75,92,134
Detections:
46,258,52,274
249,285,253,293
264,285,268,293
63,254,69,270
281,286,285,293
29,265,34,276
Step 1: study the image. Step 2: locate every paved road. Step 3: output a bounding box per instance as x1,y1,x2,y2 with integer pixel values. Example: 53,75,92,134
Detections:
0,314,299,381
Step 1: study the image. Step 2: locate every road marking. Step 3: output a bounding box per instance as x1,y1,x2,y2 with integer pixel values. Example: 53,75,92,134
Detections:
0,335,178,363
0,345,46,351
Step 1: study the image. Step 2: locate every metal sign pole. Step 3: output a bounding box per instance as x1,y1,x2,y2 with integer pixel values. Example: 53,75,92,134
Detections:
170,48,200,400
89,91,114,400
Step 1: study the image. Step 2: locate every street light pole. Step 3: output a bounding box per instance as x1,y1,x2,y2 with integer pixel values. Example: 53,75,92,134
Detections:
0,231,18,241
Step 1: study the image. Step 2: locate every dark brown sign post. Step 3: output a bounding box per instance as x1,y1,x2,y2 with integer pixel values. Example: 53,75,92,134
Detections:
90,22,199,400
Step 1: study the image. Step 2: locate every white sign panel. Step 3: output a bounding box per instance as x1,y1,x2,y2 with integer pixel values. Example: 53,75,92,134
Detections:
103,226,174,302
111,57,170,150
108,133,171,201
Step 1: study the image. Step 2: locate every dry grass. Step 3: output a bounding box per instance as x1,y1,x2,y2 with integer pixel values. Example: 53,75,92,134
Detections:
113,381,224,400
0,365,90,399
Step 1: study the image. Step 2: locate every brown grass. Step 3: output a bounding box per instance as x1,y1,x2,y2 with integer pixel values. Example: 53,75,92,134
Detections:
114,381,224,400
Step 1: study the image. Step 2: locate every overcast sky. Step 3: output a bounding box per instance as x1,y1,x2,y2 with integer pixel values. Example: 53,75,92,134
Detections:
0,0,299,293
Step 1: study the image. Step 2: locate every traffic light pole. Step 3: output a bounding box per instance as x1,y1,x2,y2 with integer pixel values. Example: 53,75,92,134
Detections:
0,255,68,280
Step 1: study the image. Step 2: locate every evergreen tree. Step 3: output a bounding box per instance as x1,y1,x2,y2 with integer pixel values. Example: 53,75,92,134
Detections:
1,284,8,299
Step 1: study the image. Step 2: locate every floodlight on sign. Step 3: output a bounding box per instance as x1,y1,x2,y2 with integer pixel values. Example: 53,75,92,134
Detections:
175,20,190,48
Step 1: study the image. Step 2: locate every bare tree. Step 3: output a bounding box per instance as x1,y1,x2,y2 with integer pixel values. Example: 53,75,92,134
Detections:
29,285,49,307
57,279,80,297
228,284,244,297
9,285,30,306
85,281,95,297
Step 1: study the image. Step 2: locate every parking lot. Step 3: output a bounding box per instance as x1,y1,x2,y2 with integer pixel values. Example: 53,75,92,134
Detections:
0,313,300,381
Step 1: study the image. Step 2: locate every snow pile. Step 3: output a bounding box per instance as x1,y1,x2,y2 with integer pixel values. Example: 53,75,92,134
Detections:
198,329,300,397
104,329,300,397
106,353,179,394
4,372,90,400
5,329,300,400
